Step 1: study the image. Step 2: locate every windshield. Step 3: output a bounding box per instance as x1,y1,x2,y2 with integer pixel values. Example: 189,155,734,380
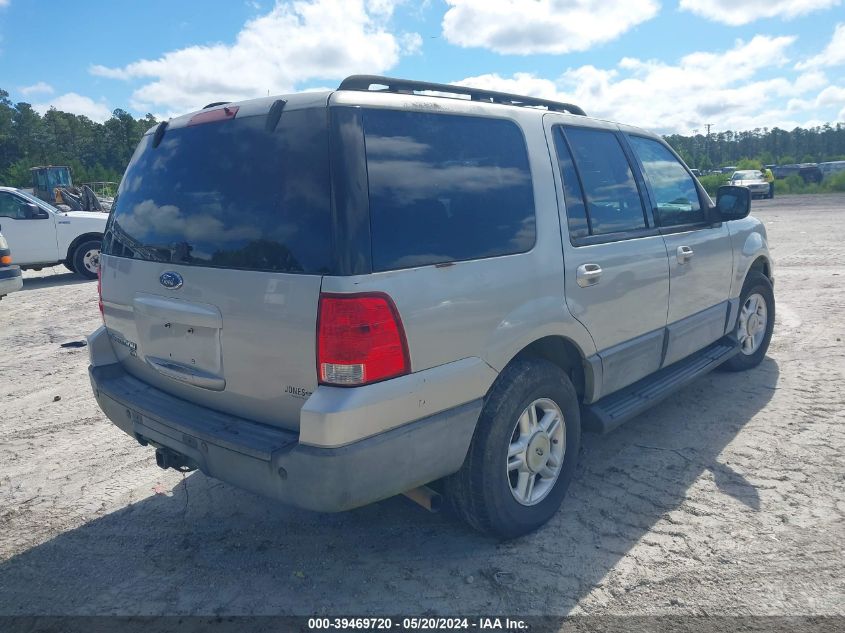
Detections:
732,170,762,180
16,189,59,213
104,109,332,274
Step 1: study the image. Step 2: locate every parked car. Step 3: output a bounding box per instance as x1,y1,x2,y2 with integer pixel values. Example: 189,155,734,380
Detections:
88,76,775,538
0,230,22,300
0,187,106,279
773,163,823,184
819,161,845,180
730,170,771,199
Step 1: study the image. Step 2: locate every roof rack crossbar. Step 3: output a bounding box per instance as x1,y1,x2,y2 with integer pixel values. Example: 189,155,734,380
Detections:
337,75,586,116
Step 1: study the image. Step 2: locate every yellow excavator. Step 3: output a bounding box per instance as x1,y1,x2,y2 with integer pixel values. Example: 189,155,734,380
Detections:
29,166,113,212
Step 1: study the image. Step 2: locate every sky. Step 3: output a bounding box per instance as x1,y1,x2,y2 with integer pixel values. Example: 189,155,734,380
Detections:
0,0,843,134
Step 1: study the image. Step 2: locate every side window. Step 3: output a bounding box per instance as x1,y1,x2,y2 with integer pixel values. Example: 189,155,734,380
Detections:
362,109,535,271
628,135,704,226
563,127,647,236
553,128,589,239
0,193,28,219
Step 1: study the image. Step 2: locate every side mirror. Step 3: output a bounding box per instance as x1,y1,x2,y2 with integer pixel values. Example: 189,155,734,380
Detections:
24,203,49,219
715,185,751,221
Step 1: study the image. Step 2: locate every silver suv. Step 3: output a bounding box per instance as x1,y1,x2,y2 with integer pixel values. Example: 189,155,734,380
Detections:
88,76,774,538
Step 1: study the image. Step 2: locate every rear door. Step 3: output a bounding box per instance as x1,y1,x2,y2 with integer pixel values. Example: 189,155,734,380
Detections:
0,191,59,264
100,105,333,431
625,134,733,366
547,119,670,398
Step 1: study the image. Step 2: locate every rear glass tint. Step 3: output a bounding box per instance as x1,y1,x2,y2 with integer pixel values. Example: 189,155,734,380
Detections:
362,109,535,271
105,108,332,274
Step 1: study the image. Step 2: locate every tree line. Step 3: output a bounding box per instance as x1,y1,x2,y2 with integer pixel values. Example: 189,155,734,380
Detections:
1,87,844,190
0,89,157,189
665,124,845,171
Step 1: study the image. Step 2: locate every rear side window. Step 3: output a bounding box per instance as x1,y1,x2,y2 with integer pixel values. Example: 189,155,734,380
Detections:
562,127,647,236
105,108,332,274
362,109,535,271
628,135,704,226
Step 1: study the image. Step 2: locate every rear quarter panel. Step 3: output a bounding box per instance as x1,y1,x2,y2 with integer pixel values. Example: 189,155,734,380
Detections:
320,101,596,395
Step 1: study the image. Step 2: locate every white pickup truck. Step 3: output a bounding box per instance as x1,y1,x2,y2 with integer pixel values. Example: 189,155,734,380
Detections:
0,186,107,279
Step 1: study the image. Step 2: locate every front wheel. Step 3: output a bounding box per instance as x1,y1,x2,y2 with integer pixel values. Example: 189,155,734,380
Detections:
721,271,775,372
72,240,101,279
445,358,581,539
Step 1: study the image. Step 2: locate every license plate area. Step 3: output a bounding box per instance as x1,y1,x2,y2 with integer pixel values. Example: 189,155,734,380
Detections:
133,293,224,389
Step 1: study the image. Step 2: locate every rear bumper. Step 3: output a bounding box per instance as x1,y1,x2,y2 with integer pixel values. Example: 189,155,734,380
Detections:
0,266,22,296
89,361,481,512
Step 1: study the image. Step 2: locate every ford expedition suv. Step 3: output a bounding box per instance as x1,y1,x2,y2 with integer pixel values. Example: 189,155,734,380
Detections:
88,76,774,538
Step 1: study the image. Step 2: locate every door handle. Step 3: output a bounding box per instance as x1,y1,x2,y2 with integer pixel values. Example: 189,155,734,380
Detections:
677,245,694,264
576,263,602,287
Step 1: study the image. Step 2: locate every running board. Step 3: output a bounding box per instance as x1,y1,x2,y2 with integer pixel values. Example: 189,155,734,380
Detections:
582,338,740,434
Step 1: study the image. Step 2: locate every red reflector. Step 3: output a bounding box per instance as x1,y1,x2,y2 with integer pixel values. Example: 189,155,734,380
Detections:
317,293,410,386
187,105,239,126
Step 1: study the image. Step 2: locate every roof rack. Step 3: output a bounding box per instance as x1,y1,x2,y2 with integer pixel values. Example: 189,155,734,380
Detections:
337,75,586,117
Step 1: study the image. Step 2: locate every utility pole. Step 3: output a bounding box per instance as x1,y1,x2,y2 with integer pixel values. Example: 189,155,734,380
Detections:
704,123,713,168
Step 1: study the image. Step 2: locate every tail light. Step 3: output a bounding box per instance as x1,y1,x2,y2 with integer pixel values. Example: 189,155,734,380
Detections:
317,292,410,386
0,255,11,265
97,264,104,321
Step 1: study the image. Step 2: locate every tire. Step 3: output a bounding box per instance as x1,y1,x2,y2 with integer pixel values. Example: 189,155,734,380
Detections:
721,271,775,372
445,358,581,539
71,239,101,279
63,261,75,273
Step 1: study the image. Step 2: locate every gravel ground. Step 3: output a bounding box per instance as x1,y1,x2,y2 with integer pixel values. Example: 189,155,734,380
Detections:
0,194,843,616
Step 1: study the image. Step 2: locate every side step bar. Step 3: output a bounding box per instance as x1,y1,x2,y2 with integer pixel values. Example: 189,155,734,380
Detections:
582,338,740,434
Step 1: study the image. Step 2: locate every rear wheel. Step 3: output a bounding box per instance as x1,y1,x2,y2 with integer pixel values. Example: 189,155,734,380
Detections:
721,271,774,372
445,358,581,539
71,240,101,279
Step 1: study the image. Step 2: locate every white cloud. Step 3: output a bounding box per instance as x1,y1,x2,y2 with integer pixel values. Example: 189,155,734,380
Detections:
90,0,419,115
441,0,659,55
454,35,841,134
680,0,841,26
0,0,9,8
788,84,845,112
33,93,112,122
19,81,54,97
797,22,845,68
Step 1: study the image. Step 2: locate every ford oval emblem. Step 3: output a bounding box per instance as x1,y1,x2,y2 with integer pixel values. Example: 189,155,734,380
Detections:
159,271,183,290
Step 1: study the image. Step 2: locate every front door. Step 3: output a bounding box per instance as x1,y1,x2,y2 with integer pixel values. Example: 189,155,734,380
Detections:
547,119,670,399
0,191,58,265
625,134,733,366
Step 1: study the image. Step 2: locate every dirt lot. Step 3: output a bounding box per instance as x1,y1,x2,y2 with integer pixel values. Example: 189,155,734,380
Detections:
0,194,843,616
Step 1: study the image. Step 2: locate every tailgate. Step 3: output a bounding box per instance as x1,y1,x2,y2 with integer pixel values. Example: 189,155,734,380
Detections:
101,256,321,430
99,101,332,431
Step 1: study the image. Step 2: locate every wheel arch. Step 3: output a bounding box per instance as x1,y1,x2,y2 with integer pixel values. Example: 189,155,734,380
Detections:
65,232,103,263
748,255,772,282
505,335,598,404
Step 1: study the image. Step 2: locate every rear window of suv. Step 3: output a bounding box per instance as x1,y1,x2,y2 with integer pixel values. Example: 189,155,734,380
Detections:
362,109,535,272
104,108,332,274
